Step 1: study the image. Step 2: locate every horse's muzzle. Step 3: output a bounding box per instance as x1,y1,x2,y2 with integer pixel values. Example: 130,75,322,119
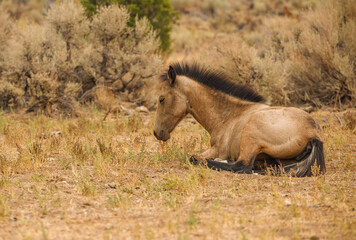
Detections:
153,129,170,141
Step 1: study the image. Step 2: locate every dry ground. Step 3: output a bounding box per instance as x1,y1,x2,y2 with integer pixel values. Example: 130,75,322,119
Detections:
0,107,355,240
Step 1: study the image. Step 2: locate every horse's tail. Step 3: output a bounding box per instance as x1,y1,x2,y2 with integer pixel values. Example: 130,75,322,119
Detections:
282,139,326,177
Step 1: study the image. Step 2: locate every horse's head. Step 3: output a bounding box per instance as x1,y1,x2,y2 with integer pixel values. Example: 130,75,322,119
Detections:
153,66,189,141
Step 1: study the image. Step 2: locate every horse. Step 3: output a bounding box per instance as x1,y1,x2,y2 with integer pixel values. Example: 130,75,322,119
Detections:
153,62,326,177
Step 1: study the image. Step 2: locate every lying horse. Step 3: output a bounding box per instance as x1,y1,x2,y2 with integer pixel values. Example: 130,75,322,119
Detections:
153,62,326,177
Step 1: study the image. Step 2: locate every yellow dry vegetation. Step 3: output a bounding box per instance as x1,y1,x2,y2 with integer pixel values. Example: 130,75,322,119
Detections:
0,108,355,239
0,0,355,239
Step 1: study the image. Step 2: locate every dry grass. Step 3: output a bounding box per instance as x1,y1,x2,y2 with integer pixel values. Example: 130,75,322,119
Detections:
0,107,355,239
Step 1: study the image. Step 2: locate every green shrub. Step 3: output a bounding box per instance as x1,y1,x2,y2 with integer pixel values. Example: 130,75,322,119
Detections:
80,0,178,52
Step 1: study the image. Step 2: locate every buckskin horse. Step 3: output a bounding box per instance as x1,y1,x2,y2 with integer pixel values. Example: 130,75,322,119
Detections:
153,62,326,177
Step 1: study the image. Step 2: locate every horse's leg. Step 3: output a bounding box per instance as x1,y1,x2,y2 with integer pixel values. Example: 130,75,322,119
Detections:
206,144,259,173
201,148,218,159
189,148,218,165
205,157,255,173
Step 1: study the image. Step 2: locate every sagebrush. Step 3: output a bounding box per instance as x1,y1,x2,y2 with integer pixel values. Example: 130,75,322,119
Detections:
0,0,162,115
172,0,355,108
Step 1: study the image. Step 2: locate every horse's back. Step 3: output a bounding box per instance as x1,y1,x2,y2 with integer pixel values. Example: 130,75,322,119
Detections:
242,106,323,159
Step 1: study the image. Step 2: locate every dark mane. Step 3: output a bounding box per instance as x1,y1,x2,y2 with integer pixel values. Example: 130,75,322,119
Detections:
161,62,265,103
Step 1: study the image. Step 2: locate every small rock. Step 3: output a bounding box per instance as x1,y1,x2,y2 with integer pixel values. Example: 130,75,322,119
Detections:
10,216,17,221
284,199,292,206
108,182,116,189
135,106,149,113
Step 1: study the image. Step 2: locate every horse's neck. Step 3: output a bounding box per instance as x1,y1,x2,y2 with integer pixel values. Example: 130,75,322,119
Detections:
179,78,253,134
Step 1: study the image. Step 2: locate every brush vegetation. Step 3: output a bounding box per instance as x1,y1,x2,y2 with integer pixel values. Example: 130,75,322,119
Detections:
172,0,355,107
0,0,162,116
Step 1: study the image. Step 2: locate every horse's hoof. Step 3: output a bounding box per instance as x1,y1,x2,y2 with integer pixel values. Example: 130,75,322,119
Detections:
212,158,229,163
189,156,200,165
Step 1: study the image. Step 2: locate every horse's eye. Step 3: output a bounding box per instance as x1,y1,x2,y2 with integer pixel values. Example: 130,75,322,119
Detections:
159,96,165,103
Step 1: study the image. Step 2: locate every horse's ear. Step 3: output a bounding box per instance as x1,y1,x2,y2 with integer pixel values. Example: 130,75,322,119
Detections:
168,66,176,86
